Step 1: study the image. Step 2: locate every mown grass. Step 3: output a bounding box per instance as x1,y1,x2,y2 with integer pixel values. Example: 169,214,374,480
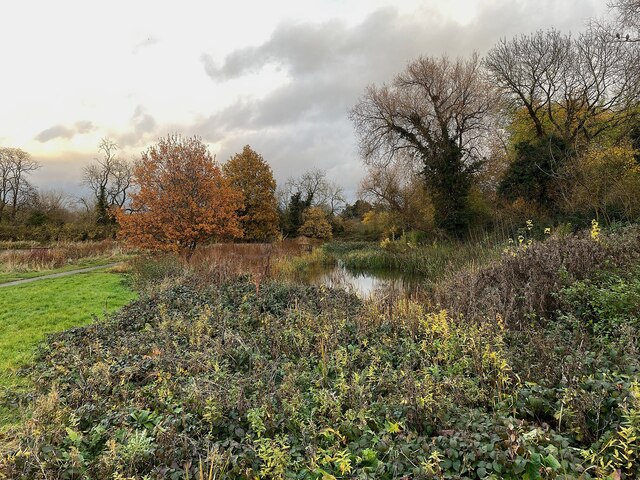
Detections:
0,270,136,427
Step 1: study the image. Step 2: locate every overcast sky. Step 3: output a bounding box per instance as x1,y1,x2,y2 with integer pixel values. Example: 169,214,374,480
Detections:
1,0,608,201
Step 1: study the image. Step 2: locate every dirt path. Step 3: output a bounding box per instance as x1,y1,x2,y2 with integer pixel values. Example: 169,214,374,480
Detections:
0,263,122,288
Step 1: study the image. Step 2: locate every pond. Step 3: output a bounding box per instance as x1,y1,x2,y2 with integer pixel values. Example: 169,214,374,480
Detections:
185,241,424,298
303,260,424,298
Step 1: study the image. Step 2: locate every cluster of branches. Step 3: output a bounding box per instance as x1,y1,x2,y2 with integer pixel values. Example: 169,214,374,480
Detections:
0,148,40,223
610,0,640,39
485,28,640,145
281,168,345,215
280,168,345,237
80,138,133,225
350,9,640,236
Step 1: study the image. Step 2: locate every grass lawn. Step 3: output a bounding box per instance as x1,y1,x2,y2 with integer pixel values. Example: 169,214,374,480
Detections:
0,255,130,284
0,270,136,426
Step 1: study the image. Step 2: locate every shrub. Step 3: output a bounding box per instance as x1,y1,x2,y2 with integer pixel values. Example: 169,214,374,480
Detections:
435,225,640,328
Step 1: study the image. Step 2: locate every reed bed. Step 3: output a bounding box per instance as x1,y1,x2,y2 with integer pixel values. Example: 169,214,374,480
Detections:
129,239,316,293
0,241,127,273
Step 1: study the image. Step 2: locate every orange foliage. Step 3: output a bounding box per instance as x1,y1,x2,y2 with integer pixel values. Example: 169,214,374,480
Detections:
116,135,243,255
223,145,280,241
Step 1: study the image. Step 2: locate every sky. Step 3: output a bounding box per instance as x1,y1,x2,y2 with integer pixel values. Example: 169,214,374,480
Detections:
0,0,609,202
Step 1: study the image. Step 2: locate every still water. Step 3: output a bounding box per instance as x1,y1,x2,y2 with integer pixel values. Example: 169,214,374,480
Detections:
304,260,423,298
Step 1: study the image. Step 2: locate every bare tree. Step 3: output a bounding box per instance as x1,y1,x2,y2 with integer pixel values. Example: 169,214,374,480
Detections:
325,180,346,215
485,29,640,145
360,161,416,213
0,153,11,222
28,189,74,226
610,0,640,36
359,161,432,232
285,168,328,207
284,168,345,214
0,147,40,222
350,53,492,234
82,138,132,210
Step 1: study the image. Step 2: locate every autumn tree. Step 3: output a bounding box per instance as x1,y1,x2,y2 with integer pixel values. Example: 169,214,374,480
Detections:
486,28,640,213
566,144,640,222
223,145,279,241
298,207,332,239
350,53,492,236
116,134,242,256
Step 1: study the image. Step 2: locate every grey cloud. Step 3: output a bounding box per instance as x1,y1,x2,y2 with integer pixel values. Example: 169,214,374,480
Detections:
215,119,359,198
35,125,75,142
117,106,158,147
75,120,95,134
195,0,606,200
29,152,94,199
35,120,96,143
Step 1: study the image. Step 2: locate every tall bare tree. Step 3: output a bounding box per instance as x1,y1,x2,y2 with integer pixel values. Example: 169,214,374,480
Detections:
350,53,491,235
284,168,345,214
485,28,640,145
82,138,132,218
0,147,40,222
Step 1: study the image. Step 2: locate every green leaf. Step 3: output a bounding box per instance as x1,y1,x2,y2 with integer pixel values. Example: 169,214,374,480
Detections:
543,454,561,470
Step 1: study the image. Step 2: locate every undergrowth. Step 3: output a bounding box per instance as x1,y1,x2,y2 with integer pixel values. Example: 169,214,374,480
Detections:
2,227,640,478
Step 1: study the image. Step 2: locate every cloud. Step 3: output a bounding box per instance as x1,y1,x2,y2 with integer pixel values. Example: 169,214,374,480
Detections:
133,35,158,54
75,120,94,134
29,151,93,199
35,121,96,143
116,106,158,147
194,1,607,199
35,125,75,142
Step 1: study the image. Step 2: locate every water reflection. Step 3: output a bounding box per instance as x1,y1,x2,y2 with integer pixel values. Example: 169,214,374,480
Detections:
305,261,422,298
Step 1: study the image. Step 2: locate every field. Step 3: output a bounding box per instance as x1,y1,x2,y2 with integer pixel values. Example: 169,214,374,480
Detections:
1,228,639,478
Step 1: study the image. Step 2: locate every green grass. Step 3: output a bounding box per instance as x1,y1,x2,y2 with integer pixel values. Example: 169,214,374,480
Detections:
0,270,136,426
0,255,129,284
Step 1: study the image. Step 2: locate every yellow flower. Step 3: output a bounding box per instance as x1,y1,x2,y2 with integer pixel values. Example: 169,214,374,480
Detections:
591,219,600,241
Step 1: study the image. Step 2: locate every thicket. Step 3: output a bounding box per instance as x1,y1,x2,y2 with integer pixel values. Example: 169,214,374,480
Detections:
1,227,640,478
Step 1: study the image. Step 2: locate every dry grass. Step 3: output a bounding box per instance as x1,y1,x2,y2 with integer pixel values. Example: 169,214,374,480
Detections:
190,240,316,278
129,239,317,293
0,241,129,273
434,225,640,328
